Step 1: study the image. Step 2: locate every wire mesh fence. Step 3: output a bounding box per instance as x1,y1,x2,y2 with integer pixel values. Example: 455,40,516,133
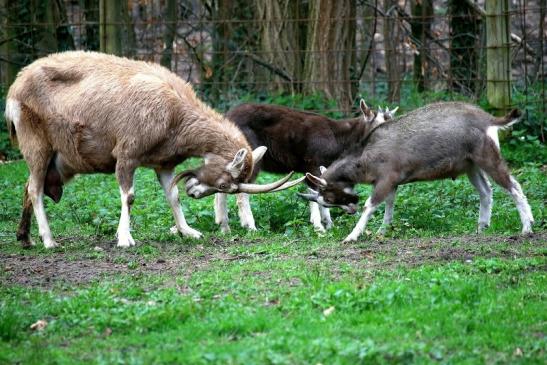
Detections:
0,0,545,141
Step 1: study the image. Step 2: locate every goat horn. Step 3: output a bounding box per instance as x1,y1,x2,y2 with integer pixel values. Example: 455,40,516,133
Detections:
297,188,319,202
270,175,306,192
237,171,295,194
170,169,196,191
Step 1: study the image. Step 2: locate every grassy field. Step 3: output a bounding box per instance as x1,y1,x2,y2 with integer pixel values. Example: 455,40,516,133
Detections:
0,142,545,364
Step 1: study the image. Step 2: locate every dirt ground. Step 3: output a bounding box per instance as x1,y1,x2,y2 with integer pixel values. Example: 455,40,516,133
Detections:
1,232,545,289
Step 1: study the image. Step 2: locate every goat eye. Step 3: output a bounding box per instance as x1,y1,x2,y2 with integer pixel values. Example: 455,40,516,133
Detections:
219,183,228,189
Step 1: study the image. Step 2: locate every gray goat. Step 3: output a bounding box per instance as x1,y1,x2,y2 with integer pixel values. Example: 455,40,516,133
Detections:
303,102,534,242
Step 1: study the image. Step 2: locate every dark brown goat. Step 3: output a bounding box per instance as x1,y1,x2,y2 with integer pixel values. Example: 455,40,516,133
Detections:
303,102,534,242
214,100,396,232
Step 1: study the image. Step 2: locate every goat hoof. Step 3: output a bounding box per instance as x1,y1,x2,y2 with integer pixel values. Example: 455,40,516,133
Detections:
43,239,60,249
219,225,231,234
342,234,359,243
181,227,203,239
117,235,136,248
241,224,257,231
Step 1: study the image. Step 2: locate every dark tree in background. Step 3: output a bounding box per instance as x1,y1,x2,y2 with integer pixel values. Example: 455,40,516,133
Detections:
411,0,433,92
82,0,100,51
256,0,307,92
160,0,178,68
383,0,402,102
303,0,356,112
448,0,482,95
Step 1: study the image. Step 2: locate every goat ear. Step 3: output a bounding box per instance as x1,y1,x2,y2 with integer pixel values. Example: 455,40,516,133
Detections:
252,146,267,166
359,99,369,113
306,173,327,187
227,148,248,178
319,165,327,175
360,99,373,121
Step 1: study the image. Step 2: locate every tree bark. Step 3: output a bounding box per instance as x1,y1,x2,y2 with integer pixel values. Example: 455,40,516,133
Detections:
256,0,306,92
83,0,100,50
383,0,401,102
160,0,178,68
99,0,122,55
486,0,511,111
411,0,433,92
303,0,356,112
449,0,481,95
1,0,24,85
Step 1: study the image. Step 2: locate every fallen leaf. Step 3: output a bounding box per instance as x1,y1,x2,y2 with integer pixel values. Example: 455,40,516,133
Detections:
323,306,335,317
30,319,48,331
513,347,523,357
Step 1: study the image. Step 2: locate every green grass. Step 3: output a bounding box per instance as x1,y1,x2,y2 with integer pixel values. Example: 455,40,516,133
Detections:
0,142,545,364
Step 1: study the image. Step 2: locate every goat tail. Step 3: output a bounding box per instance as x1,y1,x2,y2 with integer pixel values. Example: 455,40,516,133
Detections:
4,99,20,147
492,108,522,128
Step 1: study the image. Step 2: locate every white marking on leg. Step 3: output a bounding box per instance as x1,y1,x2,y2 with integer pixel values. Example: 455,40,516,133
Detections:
237,193,256,231
344,197,380,242
377,191,396,235
5,99,21,129
486,126,500,150
215,193,231,233
158,170,202,239
309,201,325,232
468,169,492,232
117,186,136,247
28,177,58,248
319,205,333,230
507,176,534,234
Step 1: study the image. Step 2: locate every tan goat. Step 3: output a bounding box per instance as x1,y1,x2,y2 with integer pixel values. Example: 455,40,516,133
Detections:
5,51,302,248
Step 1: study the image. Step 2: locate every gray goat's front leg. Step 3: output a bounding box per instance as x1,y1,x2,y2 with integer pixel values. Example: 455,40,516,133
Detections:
156,169,202,239
377,190,397,235
319,205,333,230
237,193,257,230
343,197,381,242
214,193,231,233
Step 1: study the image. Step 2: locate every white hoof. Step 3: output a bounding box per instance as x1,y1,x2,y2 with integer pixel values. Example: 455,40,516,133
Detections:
220,224,231,234
43,239,60,249
241,222,257,231
117,234,136,248
343,234,359,243
180,226,203,239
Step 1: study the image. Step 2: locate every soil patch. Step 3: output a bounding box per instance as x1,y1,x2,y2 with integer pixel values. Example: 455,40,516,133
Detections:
1,232,545,288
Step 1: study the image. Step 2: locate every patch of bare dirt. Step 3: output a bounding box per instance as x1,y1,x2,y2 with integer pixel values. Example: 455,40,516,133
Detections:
310,232,547,270
0,232,545,289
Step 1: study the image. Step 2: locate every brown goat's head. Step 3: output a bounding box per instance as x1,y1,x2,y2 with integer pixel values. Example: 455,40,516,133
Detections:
174,147,305,198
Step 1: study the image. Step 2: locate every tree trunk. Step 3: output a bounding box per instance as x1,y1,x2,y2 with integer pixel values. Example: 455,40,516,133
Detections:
383,0,401,102
256,0,306,92
83,0,100,51
160,0,178,68
54,0,75,51
121,0,136,57
99,0,122,55
411,0,433,92
1,0,24,86
486,0,511,111
303,0,356,112
449,0,481,95
31,0,59,58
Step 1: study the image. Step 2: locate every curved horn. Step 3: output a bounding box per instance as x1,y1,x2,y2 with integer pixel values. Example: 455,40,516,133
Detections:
306,173,327,187
237,171,294,194
270,175,306,192
297,188,319,202
171,169,196,190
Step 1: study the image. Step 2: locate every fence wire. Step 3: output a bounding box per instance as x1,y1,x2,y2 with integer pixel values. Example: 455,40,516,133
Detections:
0,0,545,141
